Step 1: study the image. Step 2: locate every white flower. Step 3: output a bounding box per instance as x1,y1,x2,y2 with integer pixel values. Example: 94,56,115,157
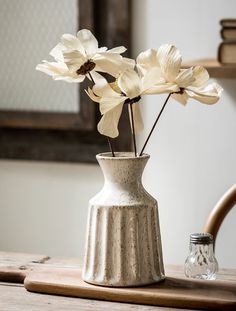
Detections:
36,29,134,83
137,45,223,105
86,68,177,138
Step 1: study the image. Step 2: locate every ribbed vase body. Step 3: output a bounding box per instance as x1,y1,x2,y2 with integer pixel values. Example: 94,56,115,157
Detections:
82,152,165,287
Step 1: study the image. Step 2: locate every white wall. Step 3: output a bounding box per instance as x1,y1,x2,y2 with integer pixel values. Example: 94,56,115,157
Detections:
0,0,235,268
0,160,103,257
133,0,236,268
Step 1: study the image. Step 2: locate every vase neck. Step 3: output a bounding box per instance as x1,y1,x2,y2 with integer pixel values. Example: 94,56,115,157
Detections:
97,154,149,186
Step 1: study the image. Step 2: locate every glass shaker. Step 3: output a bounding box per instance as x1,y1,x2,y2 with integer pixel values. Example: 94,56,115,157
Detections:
184,233,218,280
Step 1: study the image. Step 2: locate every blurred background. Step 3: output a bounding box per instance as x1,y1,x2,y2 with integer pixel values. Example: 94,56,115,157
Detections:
0,0,235,268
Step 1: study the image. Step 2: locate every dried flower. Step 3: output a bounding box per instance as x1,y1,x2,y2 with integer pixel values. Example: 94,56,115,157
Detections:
137,45,223,104
86,67,179,138
36,29,134,83
36,30,223,156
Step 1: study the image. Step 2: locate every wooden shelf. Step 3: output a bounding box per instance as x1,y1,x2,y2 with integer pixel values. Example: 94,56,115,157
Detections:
183,58,236,79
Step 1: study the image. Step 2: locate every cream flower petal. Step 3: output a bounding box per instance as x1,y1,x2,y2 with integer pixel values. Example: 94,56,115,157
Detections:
85,87,101,103
64,57,86,74
97,103,124,138
186,83,223,104
191,66,209,87
99,97,125,114
89,71,107,83
143,82,179,95
77,29,98,57
93,80,122,99
157,44,182,82
128,103,144,133
36,61,68,76
136,48,158,75
175,68,195,88
141,67,164,93
122,57,135,70
171,92,189,105
36,61,86,83
54,75,85,83
61,34,85,54
118,69,142,99
66,63,84,74
63,50,87,64
106,57,135,77
94,52,122,61
108,46,126,53
49,43,65,62
96,57,134,78
94,53,128,77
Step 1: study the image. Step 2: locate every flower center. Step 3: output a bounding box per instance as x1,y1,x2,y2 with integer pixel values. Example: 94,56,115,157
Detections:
124,95,141,105
176,87,184,94
76,60,96,75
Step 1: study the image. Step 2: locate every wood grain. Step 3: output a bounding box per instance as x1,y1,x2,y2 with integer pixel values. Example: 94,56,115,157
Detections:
0,128,108,163
0,111,92,130
24,268,236,311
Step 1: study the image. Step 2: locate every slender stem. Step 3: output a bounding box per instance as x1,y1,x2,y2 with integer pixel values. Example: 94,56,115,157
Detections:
88,72,115,157
130,103,137,157
88,72,95,84
140,93,172,156
107,137,115,157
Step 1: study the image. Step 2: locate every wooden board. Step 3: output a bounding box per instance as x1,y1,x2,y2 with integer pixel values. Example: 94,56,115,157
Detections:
0,252,51,283
24,268,236,311
1,252,236,310
0,283,197,311
0,252,83,283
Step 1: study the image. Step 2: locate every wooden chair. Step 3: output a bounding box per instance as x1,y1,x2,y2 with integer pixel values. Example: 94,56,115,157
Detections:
203,184,236,247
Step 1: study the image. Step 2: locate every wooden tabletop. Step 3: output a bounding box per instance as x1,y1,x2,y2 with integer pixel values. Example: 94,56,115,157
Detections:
0,252,235,311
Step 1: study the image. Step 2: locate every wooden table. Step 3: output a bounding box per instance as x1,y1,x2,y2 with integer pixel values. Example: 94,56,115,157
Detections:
0,252,235,311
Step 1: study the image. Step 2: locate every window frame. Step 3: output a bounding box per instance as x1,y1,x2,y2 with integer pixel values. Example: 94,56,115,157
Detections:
0,0,131,163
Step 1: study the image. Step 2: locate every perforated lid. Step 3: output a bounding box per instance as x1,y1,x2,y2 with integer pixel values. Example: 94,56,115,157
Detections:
190,233,213,244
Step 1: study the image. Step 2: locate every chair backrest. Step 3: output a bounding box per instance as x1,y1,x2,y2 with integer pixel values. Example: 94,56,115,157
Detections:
203,184,236,247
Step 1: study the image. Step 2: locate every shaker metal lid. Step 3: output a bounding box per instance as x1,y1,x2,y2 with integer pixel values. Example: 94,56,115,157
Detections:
190,233,213,244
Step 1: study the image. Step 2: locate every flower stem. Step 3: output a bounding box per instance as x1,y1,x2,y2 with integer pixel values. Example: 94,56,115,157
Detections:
107,137,115,157
140,93,172,156
130,103,137,157
88,72,95,84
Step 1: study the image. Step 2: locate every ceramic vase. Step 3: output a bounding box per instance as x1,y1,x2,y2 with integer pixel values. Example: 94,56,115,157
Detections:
82,152,165,287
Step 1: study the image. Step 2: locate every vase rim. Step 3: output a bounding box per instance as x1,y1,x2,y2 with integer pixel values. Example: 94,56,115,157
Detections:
96,152,150,160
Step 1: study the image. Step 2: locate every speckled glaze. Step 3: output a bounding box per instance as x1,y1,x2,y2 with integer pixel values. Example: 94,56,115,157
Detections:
82,152,165,287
